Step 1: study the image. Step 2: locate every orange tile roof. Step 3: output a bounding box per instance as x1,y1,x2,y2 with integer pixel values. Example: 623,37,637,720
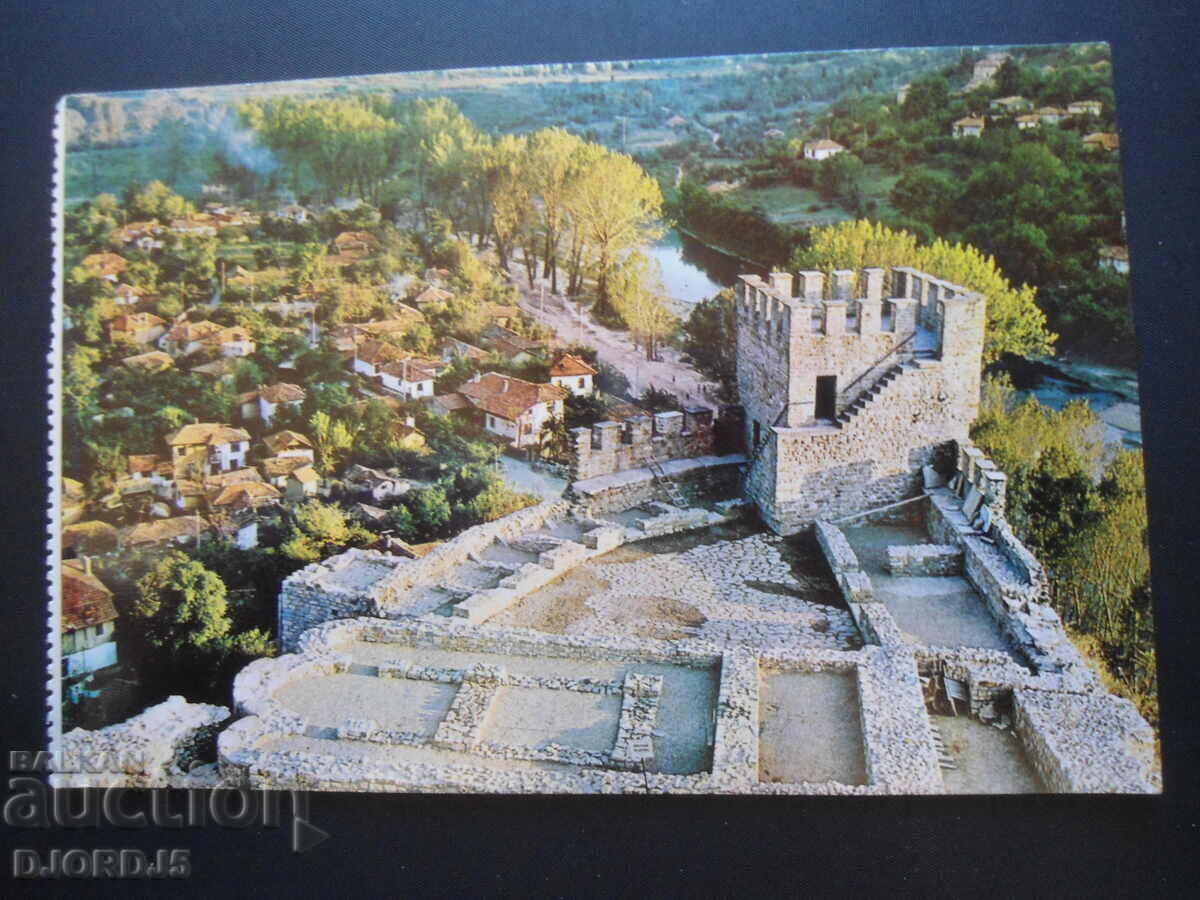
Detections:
121,351,174,373
81,252,128,278
550,353,597,377
166,423,250,447
260,456,311,478
805,139,845,152
379,358,436,382
259,382,306,404
356,339,401,366
166,320,223,343
127,516,210,546
262,430,313,455
458,372,567,422
110,312,165,333
62,559,117,631
211,480,281,508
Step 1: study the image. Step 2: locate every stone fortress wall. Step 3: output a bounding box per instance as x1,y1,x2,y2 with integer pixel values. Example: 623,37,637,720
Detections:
568,407,715,482
737,266,986,534
812,444,1159,794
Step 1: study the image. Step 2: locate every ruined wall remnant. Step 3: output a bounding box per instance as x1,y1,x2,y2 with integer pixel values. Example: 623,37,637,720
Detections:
737,266,986,534
568,407,715,482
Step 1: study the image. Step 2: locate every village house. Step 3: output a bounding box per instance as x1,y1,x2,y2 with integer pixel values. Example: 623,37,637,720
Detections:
262,429,315,461
1099,244,1130,274
209,479,282,513
275,204,310,223
352,339,400,377
1083,131,1120,152
439,336,491,364
481,303,522,329
391,416,427,453
803,138,845,161
81,252,128,283
549,352,598,397
62,520,120,557
108,312,166,346
1068,99,1103,117
961,51,1009,91
1016,113,1041,130
1036,106,1067,124
160,320,224,356
260,456,312,489
113,282,146,307
407,284,454,310
210,325,256,358
378,358,436,399
189,357,238,381
896,83,911,105
257,382,306,425
61,558,119,692
170,217,217,237
343,464,410,504
989,95,1031,114
454,372,567,449
120,350,174,374
165,423,251,479
111,220,165,249
330,231,379,259
953,116,986,138
478,324,545,364
285,465,320,502
126,515,211,549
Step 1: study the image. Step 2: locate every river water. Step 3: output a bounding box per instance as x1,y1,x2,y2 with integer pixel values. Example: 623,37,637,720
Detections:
650,228,1142,450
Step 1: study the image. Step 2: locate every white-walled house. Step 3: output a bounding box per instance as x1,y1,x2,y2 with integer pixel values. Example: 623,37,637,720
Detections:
802,139,845,161
953,116,985,138
456,372,568,449
352,339,399,378
165,423,251,479
378,359,435,399
61,558,119,688
258,382,307,425
549,353,598,397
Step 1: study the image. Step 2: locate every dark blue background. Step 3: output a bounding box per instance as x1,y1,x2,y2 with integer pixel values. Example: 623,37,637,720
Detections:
2,1,1197,894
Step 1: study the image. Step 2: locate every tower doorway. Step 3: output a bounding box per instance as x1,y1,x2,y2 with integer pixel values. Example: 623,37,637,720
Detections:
815,375,838,421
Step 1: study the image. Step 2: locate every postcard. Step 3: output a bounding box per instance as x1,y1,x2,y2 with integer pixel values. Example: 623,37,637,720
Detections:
51,43,1159,793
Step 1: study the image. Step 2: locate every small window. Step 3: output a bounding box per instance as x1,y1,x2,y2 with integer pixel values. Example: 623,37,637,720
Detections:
94,624,103,636
578,377,585,388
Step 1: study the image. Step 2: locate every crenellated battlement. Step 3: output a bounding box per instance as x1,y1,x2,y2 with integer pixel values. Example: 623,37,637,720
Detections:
736,263,988,534
569,407,716,482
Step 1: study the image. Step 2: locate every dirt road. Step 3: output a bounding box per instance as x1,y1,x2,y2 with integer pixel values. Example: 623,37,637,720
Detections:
505,255,719,410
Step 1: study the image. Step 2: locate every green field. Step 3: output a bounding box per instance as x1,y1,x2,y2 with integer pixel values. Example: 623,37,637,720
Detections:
724,163,901,226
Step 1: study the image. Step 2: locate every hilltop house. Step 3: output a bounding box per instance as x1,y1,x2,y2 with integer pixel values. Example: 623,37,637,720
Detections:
61,558,119,691
1068,99,1103,117
257,382,307,425
989,95,1031,114
113,283,146,307
126,515,210,549
108,312,166,346
378,358,436,399
803,139,845,161
343,464,410,503
160,320,224,357
1016,114,1041,130
121,350,174,374
1099,245,1130,274
1036,106,1067,124
166,423,251,479
1083,132,1120,152
439,336,491,364
454,372,567,449
285,465,320,502
330,231,379,259
549,353,598,397
262,430,315,461
478,324,544,364
953,116,985,138
81,252,128,283
962,52,1009,91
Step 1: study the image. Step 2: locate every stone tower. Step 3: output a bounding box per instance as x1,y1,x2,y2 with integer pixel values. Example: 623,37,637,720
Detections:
736,266,986,534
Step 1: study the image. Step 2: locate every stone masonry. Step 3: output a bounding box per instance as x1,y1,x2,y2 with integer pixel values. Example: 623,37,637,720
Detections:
569,407,715,482
737,267,985,534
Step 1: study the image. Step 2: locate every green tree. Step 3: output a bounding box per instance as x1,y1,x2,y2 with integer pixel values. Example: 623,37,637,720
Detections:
133,552,231,651
280,500,370,562
791,220,1055,363
309,410,354,476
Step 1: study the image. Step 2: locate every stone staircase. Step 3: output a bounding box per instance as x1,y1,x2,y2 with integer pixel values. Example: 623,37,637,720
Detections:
835,349,936,430
636,447,688,508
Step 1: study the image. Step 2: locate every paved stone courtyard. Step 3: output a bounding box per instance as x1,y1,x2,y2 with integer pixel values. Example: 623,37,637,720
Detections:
490,530,862,651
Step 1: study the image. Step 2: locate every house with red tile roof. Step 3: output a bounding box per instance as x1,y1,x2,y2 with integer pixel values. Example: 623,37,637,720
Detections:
257,382,307,425
62,558,119,684
549,353,598,397
165,423,251,479
108,312,166,346
454,372,568,448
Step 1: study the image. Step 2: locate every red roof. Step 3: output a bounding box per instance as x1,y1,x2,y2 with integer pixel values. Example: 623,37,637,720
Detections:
127,454,159,475
62,559,117,631
550,353,597,377
458,372,567,422
259,382,306,404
